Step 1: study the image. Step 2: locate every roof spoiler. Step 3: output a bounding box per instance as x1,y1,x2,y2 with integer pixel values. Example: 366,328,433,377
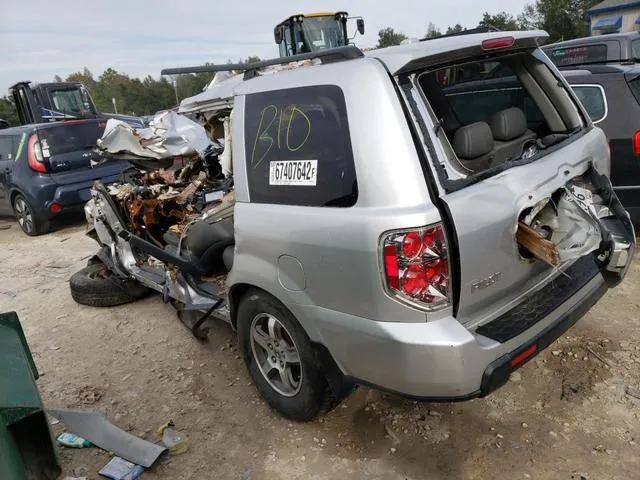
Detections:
419,26,501,42
161,46,364,80
391,31,549,75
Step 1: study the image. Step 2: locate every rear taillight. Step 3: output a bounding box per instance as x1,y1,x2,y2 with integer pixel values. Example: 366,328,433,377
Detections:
382,223,451,310
633,131,640,156
27,134,47,173
481,36,515,51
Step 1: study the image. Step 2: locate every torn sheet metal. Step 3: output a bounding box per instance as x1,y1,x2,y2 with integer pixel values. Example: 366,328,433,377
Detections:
97,111,213,162
48,409,166,468
519,183,602,265
534,189,601,263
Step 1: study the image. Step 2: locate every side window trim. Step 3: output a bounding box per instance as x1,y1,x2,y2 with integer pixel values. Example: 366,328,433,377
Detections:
571,84,608,124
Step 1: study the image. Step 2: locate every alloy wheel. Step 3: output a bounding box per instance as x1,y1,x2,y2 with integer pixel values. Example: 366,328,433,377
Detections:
14,198,34,234
250,313,302,397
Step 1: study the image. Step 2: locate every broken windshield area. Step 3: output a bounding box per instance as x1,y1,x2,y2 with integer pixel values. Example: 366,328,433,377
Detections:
414,51,585,179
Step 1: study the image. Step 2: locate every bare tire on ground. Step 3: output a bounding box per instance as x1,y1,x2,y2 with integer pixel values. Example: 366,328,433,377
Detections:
12,194,50,236
237,289,348,422
69,263,150,307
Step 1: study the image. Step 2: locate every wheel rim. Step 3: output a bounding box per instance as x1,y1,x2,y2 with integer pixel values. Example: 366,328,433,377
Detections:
250,313,302,397
14,198,34,233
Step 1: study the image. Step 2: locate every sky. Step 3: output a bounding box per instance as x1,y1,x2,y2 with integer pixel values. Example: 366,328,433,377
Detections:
0,0,529,94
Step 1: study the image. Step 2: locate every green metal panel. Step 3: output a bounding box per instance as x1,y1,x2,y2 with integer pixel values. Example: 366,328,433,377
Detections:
0,422,28,480
0,312,41,427
0,312,61,479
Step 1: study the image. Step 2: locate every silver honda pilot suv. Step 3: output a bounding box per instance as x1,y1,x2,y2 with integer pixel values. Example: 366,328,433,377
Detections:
81,30,635,421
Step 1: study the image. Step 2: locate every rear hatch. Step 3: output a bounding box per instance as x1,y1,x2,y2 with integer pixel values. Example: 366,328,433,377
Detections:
36,120,126,184
379,31,635,326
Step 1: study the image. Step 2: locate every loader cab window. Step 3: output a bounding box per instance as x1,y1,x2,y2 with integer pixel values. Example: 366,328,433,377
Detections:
48,86,94,116
244,85,357,207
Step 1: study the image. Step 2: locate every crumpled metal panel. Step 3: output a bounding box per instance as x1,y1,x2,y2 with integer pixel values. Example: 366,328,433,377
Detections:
531,186,601,264
97,111,212,161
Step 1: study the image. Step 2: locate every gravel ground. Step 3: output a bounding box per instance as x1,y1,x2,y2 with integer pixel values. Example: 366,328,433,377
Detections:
1,214,639,480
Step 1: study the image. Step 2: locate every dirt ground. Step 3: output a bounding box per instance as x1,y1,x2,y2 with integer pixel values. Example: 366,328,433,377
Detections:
1,214,640,480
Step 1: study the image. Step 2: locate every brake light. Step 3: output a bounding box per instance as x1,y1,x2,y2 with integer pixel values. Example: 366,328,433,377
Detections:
633,131,640,156
63,119,87,124
511,344,538,369
382,223,450,310
27,134,47,173
49,202,62,214
481,37,515,50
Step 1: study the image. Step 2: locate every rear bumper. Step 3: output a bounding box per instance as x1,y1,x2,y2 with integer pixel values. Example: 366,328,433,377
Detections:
33,173,122,219
304,268,608,399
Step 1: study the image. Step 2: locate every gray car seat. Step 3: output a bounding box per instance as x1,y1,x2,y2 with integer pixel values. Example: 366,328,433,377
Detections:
489,107,536,165
452,121,495,173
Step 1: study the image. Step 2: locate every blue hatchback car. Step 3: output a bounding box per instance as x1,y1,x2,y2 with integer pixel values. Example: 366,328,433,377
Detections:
0,119,129,235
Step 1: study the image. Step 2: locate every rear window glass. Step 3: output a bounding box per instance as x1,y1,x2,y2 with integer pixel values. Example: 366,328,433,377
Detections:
571,85,607,123
420,58,545,132
244,85,357,207
37,122,105,156
415,51,584,182
546,45,607,66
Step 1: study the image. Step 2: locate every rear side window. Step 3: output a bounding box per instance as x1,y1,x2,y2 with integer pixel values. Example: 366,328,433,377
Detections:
632,39,640,60
37,122,105,156
546,45,608,66
571,85,607,123
628,75,640,106
0,136,13,160
244,85,357,207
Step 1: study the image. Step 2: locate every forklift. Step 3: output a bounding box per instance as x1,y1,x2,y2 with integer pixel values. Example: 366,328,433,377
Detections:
273,12,364,57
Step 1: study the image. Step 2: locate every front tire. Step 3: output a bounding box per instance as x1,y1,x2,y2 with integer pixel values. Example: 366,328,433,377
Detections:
237,289,337,422
12,194,49,236
70,263,150,307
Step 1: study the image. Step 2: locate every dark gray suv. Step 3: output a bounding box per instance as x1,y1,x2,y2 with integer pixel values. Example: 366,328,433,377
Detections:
543,33,640,222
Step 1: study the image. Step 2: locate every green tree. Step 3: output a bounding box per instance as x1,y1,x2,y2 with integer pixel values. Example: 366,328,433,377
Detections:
376,28,407,48
244,55,261,64
425,22,442,38
519,0,601,42
479,11,520,30
445,24,465,35
0,97,19,126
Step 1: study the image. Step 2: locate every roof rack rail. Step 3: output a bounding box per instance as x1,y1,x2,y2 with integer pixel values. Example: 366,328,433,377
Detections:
160,46,364,80
419,26,501,42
